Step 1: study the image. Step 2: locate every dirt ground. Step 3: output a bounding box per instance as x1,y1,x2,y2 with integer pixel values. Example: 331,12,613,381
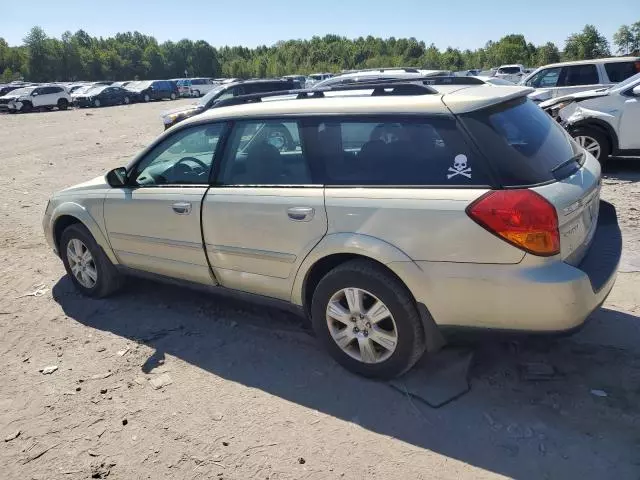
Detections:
1,101,639,480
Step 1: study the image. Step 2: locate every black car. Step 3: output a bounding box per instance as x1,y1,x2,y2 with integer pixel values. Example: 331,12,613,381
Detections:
0,85,22,97
125,80,178,102
73,85,136,107
160,79,296,129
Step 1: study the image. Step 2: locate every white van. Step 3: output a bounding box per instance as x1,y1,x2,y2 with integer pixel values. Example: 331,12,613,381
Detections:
177,78,218,98
522,57,640,102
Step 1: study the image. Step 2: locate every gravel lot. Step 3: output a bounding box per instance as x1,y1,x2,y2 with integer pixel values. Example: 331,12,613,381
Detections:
1,102,639,479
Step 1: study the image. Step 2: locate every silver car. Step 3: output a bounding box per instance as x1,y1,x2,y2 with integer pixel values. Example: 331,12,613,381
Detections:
43,82,622,378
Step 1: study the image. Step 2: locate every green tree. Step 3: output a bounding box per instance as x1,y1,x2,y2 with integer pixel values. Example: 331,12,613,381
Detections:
564,25,610,60
23,26,53,82
535,42,561,65
613,25,634,55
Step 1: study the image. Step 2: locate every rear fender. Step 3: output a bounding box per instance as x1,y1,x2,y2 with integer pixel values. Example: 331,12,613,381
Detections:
290,232,416,306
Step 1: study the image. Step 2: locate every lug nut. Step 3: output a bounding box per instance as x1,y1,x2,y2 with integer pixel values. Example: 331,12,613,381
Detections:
363,330,369,337
359,314,365,319
365,322,371,329
351,316,356,322
353,327,359,333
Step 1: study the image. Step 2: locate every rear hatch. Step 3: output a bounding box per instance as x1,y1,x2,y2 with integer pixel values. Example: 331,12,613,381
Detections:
455,94,601,264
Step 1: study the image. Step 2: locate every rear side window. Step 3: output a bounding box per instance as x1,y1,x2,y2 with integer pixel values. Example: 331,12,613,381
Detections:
604,61,640,83
306,117,489,186
460,97,581,186
499,67,521,74
561,64,598,86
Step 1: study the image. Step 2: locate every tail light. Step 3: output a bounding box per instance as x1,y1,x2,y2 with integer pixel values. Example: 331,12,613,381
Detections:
635,61,640,73
466,190,560,256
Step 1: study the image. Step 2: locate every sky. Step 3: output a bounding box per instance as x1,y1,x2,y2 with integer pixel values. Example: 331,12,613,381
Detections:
2,0,638,51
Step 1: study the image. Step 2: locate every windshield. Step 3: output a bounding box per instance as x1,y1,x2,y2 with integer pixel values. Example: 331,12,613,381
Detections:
7,87,34,96
86,85,108,94
499,67,521,74
612,71,640,91
73,85,94,94
128,81,152,91
198,85,227,107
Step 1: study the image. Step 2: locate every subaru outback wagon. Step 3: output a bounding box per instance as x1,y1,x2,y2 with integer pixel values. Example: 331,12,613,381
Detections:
43,82,621,378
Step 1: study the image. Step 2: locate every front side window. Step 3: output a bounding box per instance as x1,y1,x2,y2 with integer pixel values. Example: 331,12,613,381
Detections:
308,117,488,186
131,123,224,186
526,67,561,88
219,120,311,185
561,64,599,86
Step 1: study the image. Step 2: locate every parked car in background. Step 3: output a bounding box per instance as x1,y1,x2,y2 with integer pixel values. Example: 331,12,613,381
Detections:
177,78,217,97
541,72,640,164
522,57,640,103
112,81,133,88
312,68,447,88
475,76,515,85
494,64,527,83
44,81,620,379
0,84,22,97
125,80,178,102
283,75,307,88
73,85,135,108
5,85,71,113
160,78,296,129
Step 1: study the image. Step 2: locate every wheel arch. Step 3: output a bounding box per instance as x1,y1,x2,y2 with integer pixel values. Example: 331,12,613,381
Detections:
569,118,618,152
51,203,118,264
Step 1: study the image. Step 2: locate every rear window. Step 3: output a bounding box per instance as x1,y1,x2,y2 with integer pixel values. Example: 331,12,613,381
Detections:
460,98,582,186
499,67,521,74
604,61,640,83
306,116,490,186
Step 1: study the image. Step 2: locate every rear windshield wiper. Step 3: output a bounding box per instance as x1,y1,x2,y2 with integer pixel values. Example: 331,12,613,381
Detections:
551,153,584,174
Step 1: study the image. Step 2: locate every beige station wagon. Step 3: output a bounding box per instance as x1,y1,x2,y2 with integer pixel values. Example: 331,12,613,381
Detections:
43,81,622,378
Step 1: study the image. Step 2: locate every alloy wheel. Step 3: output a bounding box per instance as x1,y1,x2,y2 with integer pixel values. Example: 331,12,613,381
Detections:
66,238,98,288
575,135,601,160
325,287,398,364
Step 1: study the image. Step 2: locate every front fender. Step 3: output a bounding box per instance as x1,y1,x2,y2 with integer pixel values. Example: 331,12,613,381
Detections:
290,232,416,306
49,201,118,264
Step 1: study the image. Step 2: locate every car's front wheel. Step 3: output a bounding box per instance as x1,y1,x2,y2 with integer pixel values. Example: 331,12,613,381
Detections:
93,98,101,108
170,92,177,100
60,224,122,298
572,126,611,165
311,259,426,379
143,93,150,102
58,98,69,111
123,96,130,105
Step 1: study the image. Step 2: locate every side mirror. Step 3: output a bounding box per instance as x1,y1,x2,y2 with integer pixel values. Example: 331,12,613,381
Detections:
32,92,38,96
633,85,640,96
106,167,128,187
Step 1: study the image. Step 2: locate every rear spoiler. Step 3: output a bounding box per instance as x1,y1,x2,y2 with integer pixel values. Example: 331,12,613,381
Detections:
443,86,534,114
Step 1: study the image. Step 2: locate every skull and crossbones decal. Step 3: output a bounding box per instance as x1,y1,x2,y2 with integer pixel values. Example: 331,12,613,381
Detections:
447,154,472,179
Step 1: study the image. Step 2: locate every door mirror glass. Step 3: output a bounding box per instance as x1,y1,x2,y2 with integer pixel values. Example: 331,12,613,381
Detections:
106,167,128,187
32,91,38,96
633,85,640,96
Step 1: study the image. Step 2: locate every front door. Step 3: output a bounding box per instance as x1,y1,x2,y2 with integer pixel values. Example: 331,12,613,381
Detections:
104,122,225,285
202,119,327,300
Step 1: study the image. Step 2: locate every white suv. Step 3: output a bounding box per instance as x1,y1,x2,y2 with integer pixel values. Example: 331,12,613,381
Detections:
541,72,640,163
494,64,527,83
522,57,640,103
6,84,71,113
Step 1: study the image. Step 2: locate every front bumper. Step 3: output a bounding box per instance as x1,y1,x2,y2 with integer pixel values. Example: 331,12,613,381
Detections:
391,201,621,332
7,101,22,111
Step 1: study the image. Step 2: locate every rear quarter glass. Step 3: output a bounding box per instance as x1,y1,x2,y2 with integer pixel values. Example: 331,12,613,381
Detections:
459,97,582,187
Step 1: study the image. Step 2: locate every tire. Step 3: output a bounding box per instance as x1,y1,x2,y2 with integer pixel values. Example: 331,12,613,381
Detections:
193,90,200,98
60,224,122,298
143,93,150,102
123,96,130,105
311,259,426,379
93,98,101,108
20,101,33,113
572,126,611,166
170,92,177,100
57,98,69,111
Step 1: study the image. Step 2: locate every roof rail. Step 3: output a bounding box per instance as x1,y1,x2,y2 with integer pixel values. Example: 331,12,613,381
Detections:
214,81,438,108
340,67,421,74
335,75,486,86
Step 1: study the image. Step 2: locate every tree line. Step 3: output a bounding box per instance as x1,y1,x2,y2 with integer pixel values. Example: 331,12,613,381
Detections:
1,22,638,84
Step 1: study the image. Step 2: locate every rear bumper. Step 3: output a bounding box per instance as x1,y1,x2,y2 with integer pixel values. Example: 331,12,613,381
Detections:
391,201,621,332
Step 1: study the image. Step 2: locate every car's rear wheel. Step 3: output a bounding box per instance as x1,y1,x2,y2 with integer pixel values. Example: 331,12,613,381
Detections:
93,98,101,108
311,259,426,379
57,98,69,111
143,93,150,102
60,224,122,298
572,126,610,165
123,96,130,104
170,92,177,100
193,90,200,98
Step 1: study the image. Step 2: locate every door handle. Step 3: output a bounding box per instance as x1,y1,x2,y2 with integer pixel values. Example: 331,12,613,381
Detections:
171,202,192,215
287,206,314,222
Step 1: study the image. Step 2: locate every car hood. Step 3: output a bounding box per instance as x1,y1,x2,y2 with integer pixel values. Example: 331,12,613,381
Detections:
0,95,18,101
56,175,110,197
161,104,202,119
539,89,609,109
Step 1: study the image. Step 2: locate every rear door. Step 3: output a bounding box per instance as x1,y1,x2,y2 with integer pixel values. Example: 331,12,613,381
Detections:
554,64,603,98
202,118,327,300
